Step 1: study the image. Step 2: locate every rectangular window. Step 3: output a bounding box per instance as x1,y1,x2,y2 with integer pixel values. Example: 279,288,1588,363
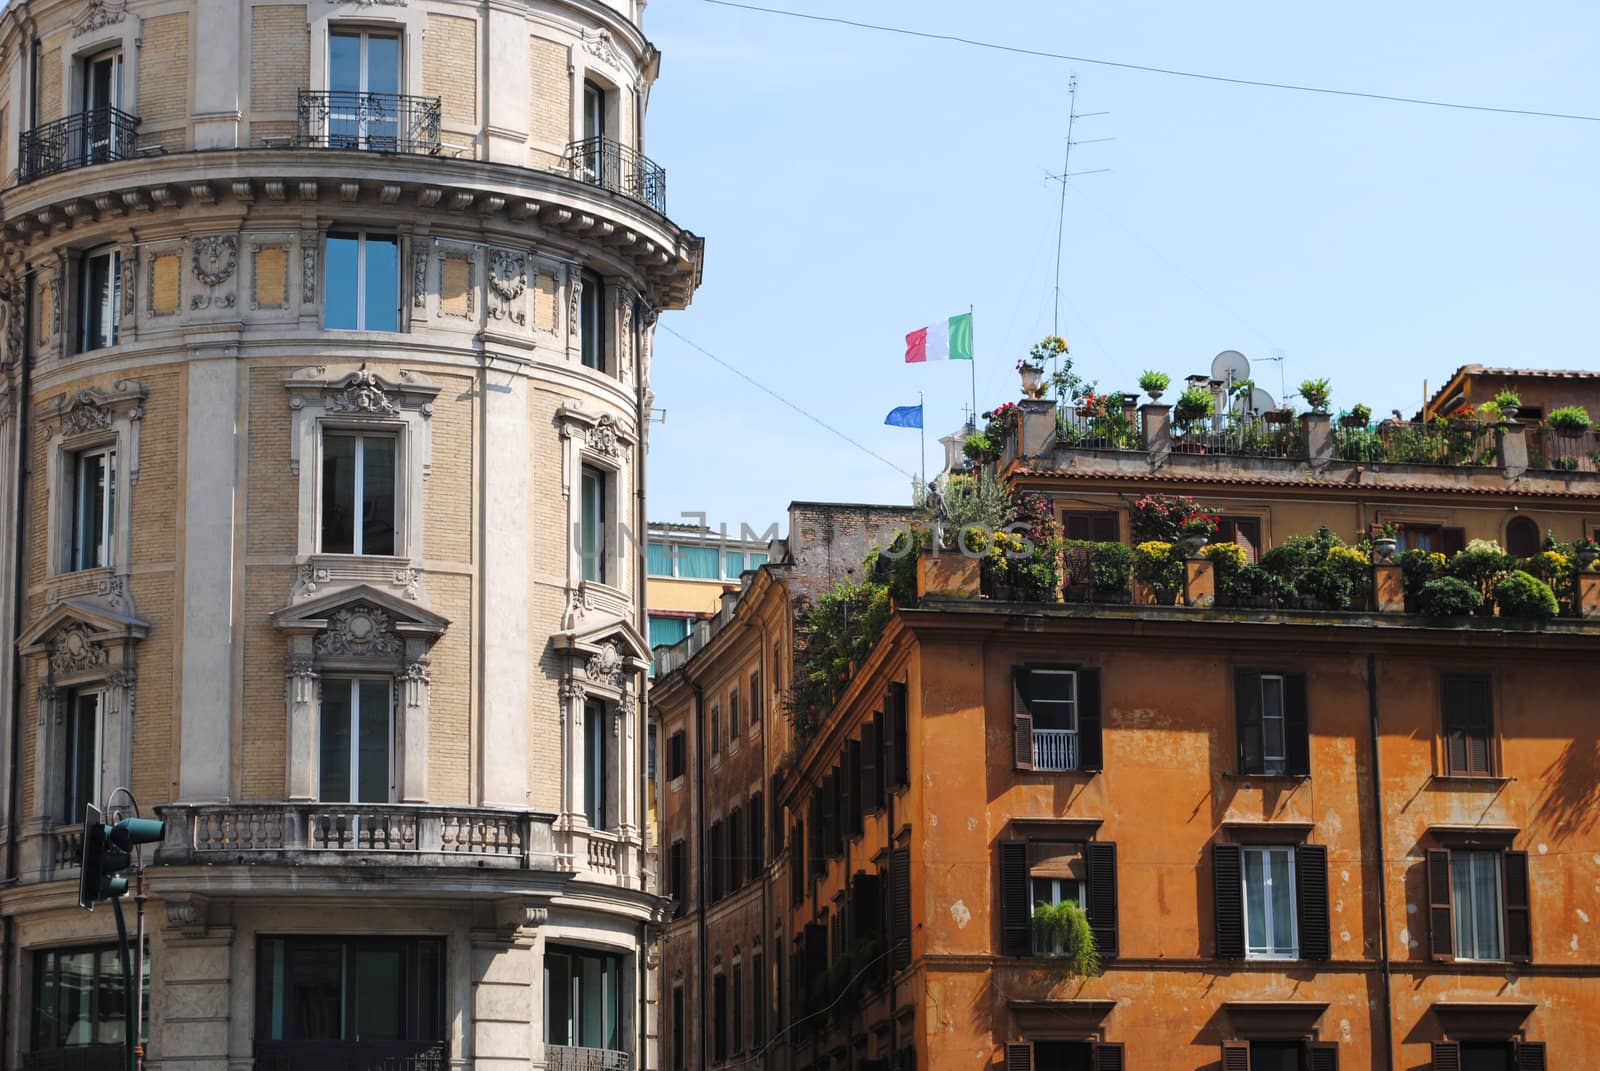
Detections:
728,687,740,742
724,550,744,577
748,792,764,880
750,673,762,727
254,936,443,1044
1026,841,1085,956
61,690,105,823
1397,523,1466,556
750,953,765,1048
708,820,724,902
544,945,623,1052
320,430,397,556
580,467,607,584
1217,516,1262,562
580,270,605,370
647,542,674,576
32,942,150,1053
1015,667,1077,771
1235,671,1309,777
648,615,690,651
1242,846,1298,959
676,545,719,579
327,30,402,150
69,445,116,571
584,699,608,829
1060,509,1119,543
748,551,769,570
318,677,393,803
727,806,743,894
1441,673,1494,776
666,730,686,781
671,986,685,1071
668,840,687,918
710,706,720,756
1451,850,1504,961
731,962,744,1057
324,231,399,331
711,973,727,1064
78,247,119,351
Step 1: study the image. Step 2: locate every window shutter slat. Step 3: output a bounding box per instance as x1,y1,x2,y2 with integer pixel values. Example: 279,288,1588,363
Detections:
1013,713,1035,771
1092,1042,1125,1071
890,683,910,789
1503,849,1532,962
1431,1041,1461,1071
998,839,1032,957
890,845,912,970
1296,844,1331,961
1221,1040,1251,1071
1004,1043,1034,1071
862,717,881,812
1085,840,1119,960
1236,672,1264,774
883,695,901,793
1307,1042,1339,1071
1284,673,1311,777
1427,849,1454,961
1078,668,1104,772
1514,1041,1546,1071
1213,842,1245,959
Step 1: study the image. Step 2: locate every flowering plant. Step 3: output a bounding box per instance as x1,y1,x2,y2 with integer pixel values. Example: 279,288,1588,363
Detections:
1298,378,1332,412
1030,336,1069,363
1016,358,1044,372
1130,493,1202,543
1178,512,1220,538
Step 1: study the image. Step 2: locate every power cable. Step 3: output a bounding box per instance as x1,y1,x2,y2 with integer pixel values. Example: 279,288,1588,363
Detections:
700,0,1600,124
659,324,915,478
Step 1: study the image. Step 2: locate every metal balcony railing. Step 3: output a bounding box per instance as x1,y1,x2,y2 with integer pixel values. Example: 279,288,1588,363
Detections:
18,108,140,183
546,1045,632,1070
254,1040,448,1071
296,90,442,155
561,136,667,214
1031,729,1077,772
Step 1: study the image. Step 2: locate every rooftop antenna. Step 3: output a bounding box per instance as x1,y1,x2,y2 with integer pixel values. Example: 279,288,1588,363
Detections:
1049,74,1113,367
1257,349,1288,402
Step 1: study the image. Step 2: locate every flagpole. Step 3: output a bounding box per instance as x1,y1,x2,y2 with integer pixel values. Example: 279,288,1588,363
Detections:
969,303,977,427
919,389,926,497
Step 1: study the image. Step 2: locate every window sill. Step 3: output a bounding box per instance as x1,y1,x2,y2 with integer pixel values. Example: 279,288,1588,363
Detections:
1223,772,1310,783
1018,768,1098,778
1428,774,1513,787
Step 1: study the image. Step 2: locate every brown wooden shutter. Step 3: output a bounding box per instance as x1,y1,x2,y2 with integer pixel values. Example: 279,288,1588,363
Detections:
790,821,804,901
890,683,911,788
819,771,836,860
1431,1041,1461,1071
883,693,902,791
847,740,863,837
1091,512,1120,543
1465,678,1493,775
1284,673,1310,777
1078,668,1104,772
1427,849,1455,961
1013,668,1035,771
1442,675,1470,775
1307,1042,1339,1071
1213,842,1245,959
890,845,912,970
1503,849,1532,961
1296,843,1331,961
999,839,1032,957
1514,1041,1546,1070
1441,527,1467,556
1004,1043,1034,1071
1221,1041,1251,1071
727,807,743,893
1092,1042,1125,1071
749,794,764,880
1085,840,1119,959
861,717,881,812
1236,671,1263,774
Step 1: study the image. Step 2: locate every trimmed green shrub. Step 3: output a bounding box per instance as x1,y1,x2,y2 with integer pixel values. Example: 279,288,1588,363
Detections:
1494,570,1559,619
1222,563,1293,607
1261,534,1324,587
1547,405,1593,433
1298,563,1355,610
1418,576,1484,617
1446,540,1515,612
1088,541,1135,594
1397,548,1446,599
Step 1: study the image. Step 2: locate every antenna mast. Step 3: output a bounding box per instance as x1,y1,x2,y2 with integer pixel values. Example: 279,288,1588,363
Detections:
1050,75,1112,346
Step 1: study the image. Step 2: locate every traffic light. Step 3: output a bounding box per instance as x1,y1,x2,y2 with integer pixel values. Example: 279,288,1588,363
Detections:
78,804,164,911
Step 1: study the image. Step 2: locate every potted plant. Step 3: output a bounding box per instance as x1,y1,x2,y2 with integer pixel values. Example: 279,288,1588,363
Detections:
1299,378,1332,413
1264,405,1294,426
1016,358,1046,399
1341,403,1372,429
1133,541,1184,605
1173,385,1215,432
1030,900,1101,977
1493,389,1522,422
1177,511,1219,557
1139,370,1170,402
1547,405,1592,435
1576,536,1600,570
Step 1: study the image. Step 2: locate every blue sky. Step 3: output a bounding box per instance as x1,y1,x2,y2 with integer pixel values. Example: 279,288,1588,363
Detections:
643,1,1599,535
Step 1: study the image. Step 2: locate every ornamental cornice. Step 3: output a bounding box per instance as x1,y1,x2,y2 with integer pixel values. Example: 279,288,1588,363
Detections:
0,153,702,309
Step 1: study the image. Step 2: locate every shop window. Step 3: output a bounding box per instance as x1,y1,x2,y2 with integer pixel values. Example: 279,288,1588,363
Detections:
544,945,623,1053
320,430,397,556
32,942,150,1056
254,937,444,1048
1012,666,1103,773
1236,671,1309,777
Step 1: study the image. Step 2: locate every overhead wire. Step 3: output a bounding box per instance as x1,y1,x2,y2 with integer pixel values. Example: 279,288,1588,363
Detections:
700,0,1600,124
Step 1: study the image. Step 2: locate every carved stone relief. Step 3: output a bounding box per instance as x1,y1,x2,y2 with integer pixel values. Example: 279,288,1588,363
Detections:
584,640,626,688
72,0,127,37
49,624,108,675
487,249,527,325
584,414,621,458
325,365,400,416
567,270,582,338
313,605,404,659
191,236,238,310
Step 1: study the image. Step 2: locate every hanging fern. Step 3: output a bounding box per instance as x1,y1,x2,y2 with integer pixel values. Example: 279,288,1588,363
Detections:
1031,901,1101,978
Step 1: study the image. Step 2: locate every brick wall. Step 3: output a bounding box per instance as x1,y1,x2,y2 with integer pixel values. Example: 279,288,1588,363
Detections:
423,14,477,128
423,371,474,563
528,36,569,168
428,574,472,803
38,45,61,122
240,566,293,799
250,3,308,147
139,13,190,151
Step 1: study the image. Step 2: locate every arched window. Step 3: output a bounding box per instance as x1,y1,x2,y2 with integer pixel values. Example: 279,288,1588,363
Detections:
1506,516,1540,558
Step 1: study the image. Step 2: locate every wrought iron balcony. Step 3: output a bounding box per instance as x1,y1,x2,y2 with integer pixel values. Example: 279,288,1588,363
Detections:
546,1045,632,1070
560,136,667,214
254,1040,447,1071
295,90,442,155
18,108,140,183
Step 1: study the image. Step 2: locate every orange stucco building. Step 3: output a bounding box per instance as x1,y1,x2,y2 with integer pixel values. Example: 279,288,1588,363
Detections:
651,373,1600,1071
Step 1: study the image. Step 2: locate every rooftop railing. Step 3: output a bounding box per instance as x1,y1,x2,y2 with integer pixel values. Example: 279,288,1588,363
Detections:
1530,427,1600,472
1331,420,1498,467
18,107,140,183
295,90,442,155
1170,419,1299,459
560,136,667,214
1055,408,1141,451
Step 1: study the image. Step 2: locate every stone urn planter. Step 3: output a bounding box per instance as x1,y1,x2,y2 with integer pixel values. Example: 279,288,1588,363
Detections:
1578,545,1599,570
1019,363,1045,399
1179,535,1210,558
1264,410,1294,426
1372,537,1398,563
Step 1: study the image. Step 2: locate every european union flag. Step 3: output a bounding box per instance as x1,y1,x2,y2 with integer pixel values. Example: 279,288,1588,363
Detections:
884,403,923,429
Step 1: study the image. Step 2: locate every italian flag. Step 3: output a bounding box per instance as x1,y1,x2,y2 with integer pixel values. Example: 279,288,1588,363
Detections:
904,312,974,363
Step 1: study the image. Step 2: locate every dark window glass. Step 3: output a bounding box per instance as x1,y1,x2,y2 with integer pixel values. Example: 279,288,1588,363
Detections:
71,447,116,570
62,689,102,823
320,431,396,555
580,466,606,583
710,707,720,756
1034,1040,1094,1071
254,937,444,1043
731,962,743,1055
1217,516,1262,562
584,699,608,829
671,986,685,1071
1441,673,1493,776
32,943,149,1052
580,270,604,370
1460,1041,1514,1071
711,973,727,1064
544,945,623,1051
1249,1041,1301,1071
1060,510,1118,543
79,248,118,351
318,677,392,803
1505,516,1540,558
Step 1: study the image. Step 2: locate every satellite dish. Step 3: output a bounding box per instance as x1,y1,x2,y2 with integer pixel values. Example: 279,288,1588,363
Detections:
1232,387,1278,418
1211,349,1251,385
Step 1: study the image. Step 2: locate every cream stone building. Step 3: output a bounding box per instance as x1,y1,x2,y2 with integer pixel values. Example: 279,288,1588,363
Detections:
0,0,702,1068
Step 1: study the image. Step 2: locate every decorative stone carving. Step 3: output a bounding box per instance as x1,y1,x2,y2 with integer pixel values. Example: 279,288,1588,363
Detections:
562,588,587,631
119,251,136,319
487,249,527,325
109,668,137,718
285,657,319,705
50,624,108,675
559,676,587,704
584,641,625,687
314,605,403,659
192,236,237,287
402,655,431,710
72,0,127,37
302,245,317,305
620,298,633,367
163,894,210,936
3,281,23,366
567,270,582,338
325,365,399,416
584,414,621,458
56,393,112,437
412,252,427,308
582,28,624,69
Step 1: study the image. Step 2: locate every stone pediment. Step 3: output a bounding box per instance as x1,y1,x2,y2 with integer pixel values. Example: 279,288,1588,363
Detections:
19,600,150,655
271,583,450,640
558,620,650,688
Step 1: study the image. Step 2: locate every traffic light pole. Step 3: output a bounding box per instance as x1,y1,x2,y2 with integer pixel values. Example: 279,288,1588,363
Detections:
134,868,147,1071
111,892,136,1071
